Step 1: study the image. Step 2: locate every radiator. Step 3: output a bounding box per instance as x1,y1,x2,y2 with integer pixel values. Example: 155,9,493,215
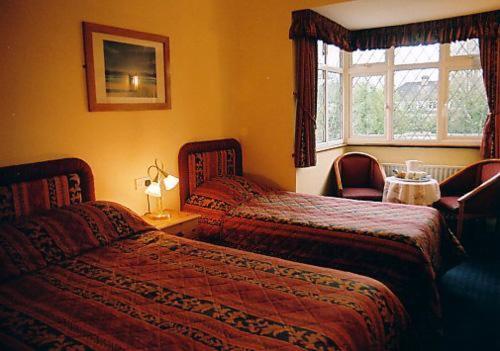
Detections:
382,163,464,182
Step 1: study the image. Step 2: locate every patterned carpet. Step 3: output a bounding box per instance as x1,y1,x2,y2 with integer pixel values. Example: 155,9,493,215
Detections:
439,222,500,350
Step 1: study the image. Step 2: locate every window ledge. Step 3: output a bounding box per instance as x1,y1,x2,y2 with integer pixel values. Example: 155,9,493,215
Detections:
316,143,347,152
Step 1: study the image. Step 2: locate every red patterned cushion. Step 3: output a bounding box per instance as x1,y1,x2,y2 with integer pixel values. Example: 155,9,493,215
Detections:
185,176,265,210
0,174,82,222
0,201,154,282
187,149,237,194
342,187,383,201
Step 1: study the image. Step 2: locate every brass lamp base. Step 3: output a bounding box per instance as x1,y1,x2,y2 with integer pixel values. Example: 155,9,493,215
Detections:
144,210,171,220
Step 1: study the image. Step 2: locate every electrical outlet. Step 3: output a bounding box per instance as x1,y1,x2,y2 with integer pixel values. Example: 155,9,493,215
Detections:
135,177,150,190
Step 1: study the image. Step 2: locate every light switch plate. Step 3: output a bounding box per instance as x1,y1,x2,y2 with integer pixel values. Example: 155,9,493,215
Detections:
135,177,150,190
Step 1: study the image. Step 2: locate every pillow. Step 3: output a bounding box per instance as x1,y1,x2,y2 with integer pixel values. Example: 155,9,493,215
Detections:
0,201,154,282
185,176,266,210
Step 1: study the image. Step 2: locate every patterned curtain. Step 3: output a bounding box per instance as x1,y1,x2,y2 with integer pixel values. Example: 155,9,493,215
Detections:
293,38,318,167
352,11,498,50
479,37,500,158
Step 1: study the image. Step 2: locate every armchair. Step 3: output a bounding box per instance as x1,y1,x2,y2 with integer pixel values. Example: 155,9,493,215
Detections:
333,152,386,201
434,159,500,239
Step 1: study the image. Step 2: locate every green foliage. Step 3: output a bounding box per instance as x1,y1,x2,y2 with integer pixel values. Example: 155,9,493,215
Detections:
352,80,384,135
447,70,488,136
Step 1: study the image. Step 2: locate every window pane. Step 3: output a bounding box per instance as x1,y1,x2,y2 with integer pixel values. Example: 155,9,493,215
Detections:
317,41,325,65
450,39,480,56
352,75,385,136
327,72,342,141
393,68,438,140
316,70,326,143
352,49,386,65
394,44,440,64
448,69,488,137
326,44,341,67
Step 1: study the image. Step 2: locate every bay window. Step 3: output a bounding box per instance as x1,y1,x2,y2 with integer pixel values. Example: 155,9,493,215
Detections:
315,39,489,148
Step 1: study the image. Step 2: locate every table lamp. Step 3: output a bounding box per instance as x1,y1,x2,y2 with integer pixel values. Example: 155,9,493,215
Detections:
144,159,179,219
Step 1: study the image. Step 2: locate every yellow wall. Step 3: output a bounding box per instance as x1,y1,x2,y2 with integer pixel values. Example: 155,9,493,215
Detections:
1,0,481,206
0,0,346,212
0,0,239,213
296,147,345,195
219,0,347,191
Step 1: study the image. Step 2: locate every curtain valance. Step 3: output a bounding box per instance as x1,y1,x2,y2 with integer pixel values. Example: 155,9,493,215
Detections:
289,9,351,51
353,11,499,50
289,9,499,51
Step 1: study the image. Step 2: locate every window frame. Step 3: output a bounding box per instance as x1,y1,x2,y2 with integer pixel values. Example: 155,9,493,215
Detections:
316,42,344,150
316,40,486,149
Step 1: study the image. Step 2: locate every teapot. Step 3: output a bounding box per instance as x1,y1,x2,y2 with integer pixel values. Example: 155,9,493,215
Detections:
405,160,423,172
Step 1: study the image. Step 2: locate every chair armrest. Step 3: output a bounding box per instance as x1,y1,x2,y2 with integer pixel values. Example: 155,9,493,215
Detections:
440,165,478,196
333,159,343,196
371,162,386,191
458,173,500,214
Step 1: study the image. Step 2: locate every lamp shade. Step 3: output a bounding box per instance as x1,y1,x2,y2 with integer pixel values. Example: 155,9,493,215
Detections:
145,181,162,197
163,175,179,190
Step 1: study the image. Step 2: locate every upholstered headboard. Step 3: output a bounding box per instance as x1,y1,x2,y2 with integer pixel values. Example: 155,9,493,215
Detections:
178,139,242,208
0,158,95,221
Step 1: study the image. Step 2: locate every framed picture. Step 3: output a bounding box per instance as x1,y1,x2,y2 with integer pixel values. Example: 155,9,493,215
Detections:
82,22,171,111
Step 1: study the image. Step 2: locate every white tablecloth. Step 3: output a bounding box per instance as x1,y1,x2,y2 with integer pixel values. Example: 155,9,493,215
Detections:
382,176,441,206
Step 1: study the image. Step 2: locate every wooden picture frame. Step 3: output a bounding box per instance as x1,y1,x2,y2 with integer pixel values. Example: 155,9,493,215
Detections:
82,22,171,111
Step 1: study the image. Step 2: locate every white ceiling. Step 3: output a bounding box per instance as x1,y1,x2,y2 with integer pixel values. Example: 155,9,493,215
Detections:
314,0,500,30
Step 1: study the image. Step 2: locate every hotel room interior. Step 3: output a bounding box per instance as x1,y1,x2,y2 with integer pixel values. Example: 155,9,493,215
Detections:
0,0,499,350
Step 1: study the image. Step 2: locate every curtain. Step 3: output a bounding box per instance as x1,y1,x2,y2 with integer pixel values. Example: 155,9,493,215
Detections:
289,9,499,166
289,9,351,51
352,11,498,50
293,38,318,167
479,36,500,158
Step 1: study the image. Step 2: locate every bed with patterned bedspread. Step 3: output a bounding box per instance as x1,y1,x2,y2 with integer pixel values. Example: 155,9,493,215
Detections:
178,140,465,345
0,158,410,351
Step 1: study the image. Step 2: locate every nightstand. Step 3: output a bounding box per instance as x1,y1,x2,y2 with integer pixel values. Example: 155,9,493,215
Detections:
142,211,201,239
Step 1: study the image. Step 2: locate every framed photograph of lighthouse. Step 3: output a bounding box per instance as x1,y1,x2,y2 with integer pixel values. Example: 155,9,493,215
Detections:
83,22,171,111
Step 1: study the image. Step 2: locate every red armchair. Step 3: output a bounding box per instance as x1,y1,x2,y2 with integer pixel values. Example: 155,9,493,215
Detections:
333,152,386,201
434,159,500,239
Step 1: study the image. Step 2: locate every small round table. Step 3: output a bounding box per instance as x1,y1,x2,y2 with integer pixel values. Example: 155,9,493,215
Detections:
382,176,441,206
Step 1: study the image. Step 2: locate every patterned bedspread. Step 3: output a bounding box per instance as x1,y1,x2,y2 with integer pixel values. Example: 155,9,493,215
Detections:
187,189,464,343
0,230,410,351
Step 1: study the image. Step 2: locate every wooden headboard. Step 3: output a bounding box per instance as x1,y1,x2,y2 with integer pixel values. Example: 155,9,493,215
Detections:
178,138,242,209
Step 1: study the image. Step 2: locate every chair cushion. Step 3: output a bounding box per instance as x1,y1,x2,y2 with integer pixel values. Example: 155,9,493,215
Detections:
342,187,383,201
436,196,460,212
340,156,372,188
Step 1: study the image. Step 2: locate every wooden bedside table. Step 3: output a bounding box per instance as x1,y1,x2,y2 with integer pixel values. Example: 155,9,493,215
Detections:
142,211,201,239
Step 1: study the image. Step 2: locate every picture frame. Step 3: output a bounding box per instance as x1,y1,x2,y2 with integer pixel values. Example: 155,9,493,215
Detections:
82,22,171,111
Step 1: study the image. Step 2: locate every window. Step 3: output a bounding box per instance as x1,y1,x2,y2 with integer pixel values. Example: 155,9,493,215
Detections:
393,68,439,140
315,39,489,148
351,75,385,136
316,41,343,147
447,69,488,137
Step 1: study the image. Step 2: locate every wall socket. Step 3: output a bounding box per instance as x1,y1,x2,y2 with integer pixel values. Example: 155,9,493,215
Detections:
134,177,150,190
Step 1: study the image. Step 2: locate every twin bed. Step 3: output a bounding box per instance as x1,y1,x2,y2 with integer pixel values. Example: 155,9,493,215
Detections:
179,139,464,345
0,139,463,350
0,158,410,350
